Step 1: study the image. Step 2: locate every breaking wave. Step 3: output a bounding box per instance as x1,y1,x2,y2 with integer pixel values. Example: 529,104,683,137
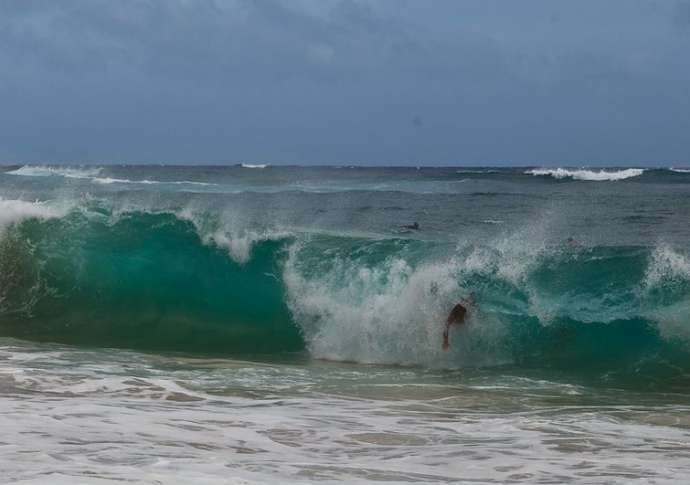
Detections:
0,198,689,380
7,165,102,179
5,165,215,186
0,198,73,230
526,168,645,181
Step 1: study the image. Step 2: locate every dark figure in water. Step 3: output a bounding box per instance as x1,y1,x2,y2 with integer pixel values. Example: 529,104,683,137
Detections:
403,222,420,230
442,297,474,350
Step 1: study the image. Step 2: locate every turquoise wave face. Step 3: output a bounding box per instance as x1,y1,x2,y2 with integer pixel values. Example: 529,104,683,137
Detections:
1,205,690,382
0,211,303,354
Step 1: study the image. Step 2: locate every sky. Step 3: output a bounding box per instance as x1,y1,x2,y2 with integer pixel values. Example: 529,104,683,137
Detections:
1,0,690,166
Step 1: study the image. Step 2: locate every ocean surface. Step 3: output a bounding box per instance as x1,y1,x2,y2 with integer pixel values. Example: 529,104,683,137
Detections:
1,164,690,483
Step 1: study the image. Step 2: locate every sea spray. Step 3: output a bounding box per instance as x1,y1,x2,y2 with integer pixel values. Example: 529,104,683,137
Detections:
526,168,645,181
0,202,688,374
1,162,690,381
3,165,690,484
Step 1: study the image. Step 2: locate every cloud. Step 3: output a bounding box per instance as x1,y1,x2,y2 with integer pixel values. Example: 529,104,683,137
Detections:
673,1,690,29
1,0,641,91
0,0,510,84
0,0,689,164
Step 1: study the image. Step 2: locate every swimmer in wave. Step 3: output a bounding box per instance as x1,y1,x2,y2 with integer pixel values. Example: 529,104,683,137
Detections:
442,295,475,351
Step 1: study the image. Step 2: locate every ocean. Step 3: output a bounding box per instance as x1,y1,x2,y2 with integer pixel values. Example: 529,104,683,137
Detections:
1,164,690,483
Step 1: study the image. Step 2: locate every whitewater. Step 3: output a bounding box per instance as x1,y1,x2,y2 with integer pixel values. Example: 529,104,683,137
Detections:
2,164,690,483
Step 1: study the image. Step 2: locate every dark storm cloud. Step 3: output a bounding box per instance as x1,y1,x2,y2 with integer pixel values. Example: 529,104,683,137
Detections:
0,0,689,164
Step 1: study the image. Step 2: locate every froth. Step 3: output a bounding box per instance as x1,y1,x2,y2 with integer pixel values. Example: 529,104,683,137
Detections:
0,198,72,231
92,177,215,186
640,244,690,344
644,244,690,289
177,207,288,264
283,236,534,368
526,168,644,181
7,164,216,187
7,165,102,179
284,245,461,366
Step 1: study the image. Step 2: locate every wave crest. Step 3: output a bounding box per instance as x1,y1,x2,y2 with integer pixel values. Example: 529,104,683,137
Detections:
644,244,690,289
526,168,645,181
177,207,289,264
7,165,102,179
1,202,690,377
6,165,216,187
0,198,73,231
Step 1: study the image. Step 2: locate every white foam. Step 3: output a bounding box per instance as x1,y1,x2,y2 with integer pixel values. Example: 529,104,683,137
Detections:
92,177,215,186
7,165,102,179
168,180,216,186
284,243,518,367
202,229,263,264
526,167,645,181
91,176,147,184
642,245,690,344
670,167,690,173
281,215,561,367
283,243,448,366
7,164,215,187
5,343,689,484
176,207,288,264
0,198,72,231
643,244,690,289
456,169,499,174
651,299,690,344
241,163,269,169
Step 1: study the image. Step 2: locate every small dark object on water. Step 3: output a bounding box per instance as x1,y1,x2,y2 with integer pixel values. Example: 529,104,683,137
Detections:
403,222,420,230
443,296,475,351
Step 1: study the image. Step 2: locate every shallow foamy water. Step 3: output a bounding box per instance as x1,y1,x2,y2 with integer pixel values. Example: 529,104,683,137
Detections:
2,339,690,484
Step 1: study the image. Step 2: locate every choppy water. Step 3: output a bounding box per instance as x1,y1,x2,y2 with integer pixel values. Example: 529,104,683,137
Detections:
1,164,690,483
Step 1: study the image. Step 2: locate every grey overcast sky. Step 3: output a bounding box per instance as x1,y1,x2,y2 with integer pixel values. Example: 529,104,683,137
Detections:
1,0,690,165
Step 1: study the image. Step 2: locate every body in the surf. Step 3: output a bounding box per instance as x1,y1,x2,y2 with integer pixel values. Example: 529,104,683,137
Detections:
442,297,474,350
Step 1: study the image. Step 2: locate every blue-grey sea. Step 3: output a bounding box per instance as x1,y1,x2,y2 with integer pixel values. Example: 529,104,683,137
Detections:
1,164,690,483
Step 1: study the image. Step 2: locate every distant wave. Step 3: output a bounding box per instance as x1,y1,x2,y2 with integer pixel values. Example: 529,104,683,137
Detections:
6,165,215,186
670,168,690,173
456,169,500,174
6,165,101,179
526,168,645,181
241,163,269,169
92,177,214,186
91,177,155,185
